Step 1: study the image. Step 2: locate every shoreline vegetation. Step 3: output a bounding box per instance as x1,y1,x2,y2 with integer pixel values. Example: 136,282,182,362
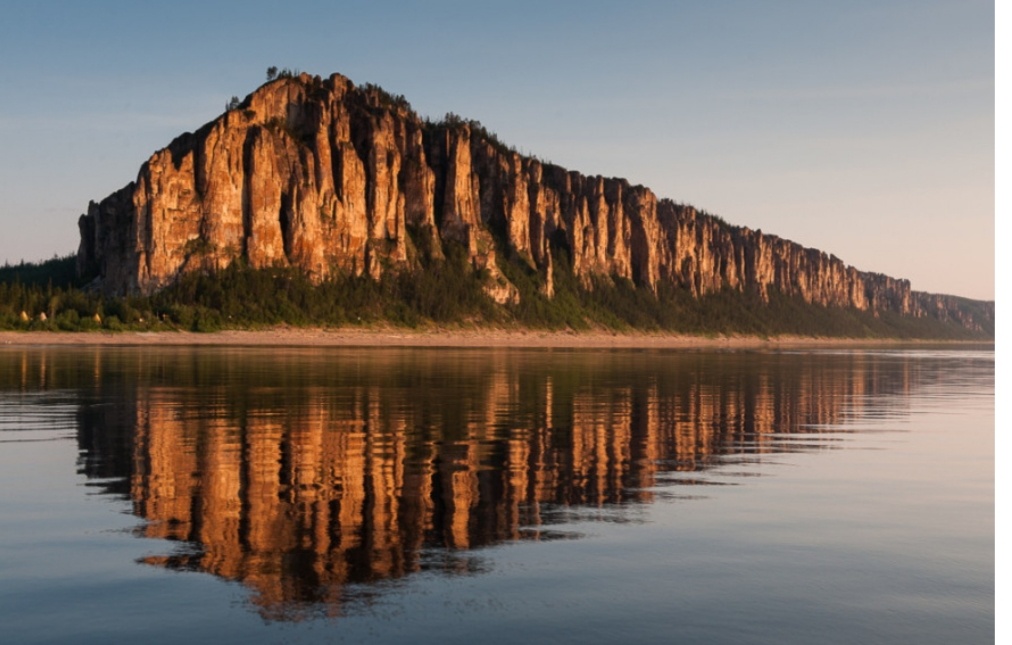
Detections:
0,256,995,342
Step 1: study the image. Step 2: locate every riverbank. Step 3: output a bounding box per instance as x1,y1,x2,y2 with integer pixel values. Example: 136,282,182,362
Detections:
0,328,992,349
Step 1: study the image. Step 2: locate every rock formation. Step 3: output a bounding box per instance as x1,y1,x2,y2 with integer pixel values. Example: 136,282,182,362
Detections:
77,72,993,331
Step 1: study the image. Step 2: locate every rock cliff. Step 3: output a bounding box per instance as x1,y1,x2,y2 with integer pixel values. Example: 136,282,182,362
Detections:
77,72,992,332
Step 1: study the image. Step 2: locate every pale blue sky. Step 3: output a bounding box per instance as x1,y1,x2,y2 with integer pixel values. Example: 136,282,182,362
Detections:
0,0,994,299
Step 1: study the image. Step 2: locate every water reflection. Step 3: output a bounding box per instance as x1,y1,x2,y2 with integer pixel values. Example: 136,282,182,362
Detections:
0,346,987,621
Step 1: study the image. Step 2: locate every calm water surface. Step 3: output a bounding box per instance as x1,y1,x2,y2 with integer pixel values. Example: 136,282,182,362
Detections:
0,346,994,644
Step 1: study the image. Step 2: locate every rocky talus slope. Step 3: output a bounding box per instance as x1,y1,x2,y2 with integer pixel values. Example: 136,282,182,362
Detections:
77,72,992,332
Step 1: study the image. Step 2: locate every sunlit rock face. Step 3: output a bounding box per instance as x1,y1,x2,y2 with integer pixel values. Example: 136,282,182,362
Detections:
76,72,991,327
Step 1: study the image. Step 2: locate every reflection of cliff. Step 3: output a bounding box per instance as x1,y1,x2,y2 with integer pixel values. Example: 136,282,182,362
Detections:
5,347,933,619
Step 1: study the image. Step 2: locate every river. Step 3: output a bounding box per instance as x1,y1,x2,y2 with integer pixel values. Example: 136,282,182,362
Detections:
0,346,994,644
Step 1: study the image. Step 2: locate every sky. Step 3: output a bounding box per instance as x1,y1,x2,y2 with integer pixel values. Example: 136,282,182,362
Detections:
0,0,995,300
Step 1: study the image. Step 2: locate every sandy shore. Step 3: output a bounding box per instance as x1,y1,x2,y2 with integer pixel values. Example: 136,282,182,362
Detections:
0,328,989,349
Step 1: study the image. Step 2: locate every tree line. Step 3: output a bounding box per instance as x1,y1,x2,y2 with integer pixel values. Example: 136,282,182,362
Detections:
0,248,991,339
